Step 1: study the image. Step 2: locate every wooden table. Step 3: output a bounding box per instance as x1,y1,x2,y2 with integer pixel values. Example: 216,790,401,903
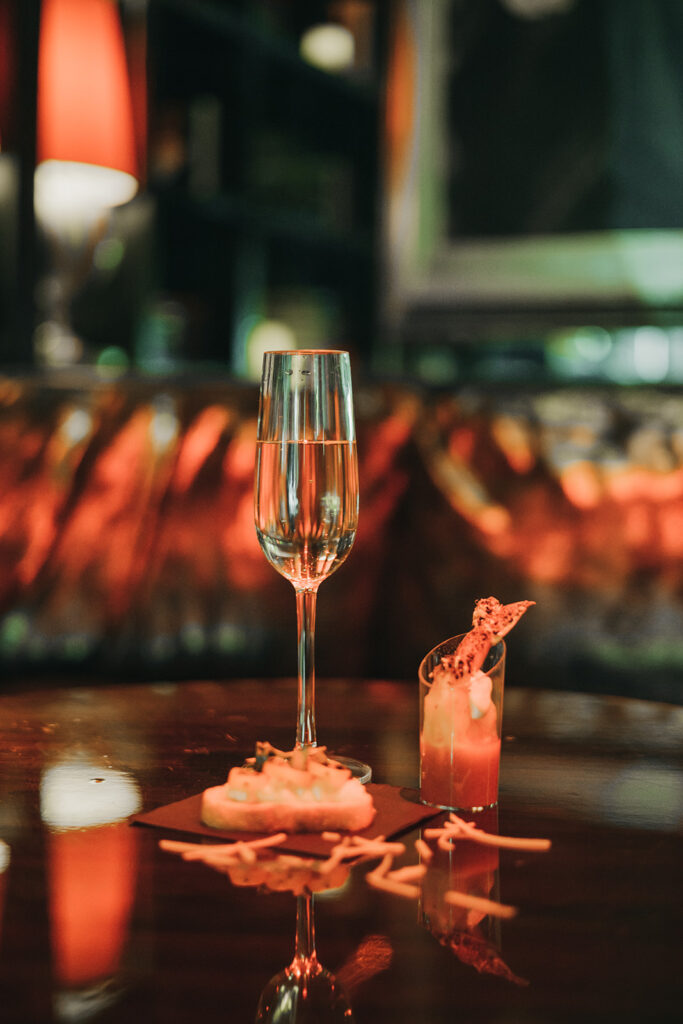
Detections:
0,678,681,1023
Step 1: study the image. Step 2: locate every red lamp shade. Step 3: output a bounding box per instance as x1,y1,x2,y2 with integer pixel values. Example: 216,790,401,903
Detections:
37,0,137,179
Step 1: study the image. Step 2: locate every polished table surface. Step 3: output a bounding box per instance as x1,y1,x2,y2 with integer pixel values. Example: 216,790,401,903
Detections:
0,677,681,1023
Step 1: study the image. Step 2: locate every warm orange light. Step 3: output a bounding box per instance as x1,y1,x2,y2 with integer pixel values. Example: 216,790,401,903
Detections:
48,823,138,988
0,839,9,949
172,406,232,495
37,0,137,178
559,460,603,509
385,1,416,194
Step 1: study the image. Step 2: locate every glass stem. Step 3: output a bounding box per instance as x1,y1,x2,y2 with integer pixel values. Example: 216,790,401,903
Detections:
293,893,318,969
295,586,318,748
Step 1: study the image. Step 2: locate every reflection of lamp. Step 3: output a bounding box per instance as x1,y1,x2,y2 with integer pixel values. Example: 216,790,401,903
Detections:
41,757,142,1015
0,839,10,948
34,0,139,366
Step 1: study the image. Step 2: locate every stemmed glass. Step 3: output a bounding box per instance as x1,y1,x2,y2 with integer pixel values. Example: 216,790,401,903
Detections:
255,893,355,1022
255,349,370,781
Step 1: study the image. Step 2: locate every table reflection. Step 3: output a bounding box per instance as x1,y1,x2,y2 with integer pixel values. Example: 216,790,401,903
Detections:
161,809,549,1020
40,755,141,1021
161,841,399,1021
0,838,9,949
0,679,679,1022
419,811,526,986
256,893,355,1023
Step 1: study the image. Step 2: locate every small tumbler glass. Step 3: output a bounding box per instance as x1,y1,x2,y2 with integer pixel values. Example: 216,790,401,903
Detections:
419,633,506,813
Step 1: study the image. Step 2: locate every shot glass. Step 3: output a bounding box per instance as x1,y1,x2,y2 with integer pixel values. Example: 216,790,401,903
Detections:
419,633,506,812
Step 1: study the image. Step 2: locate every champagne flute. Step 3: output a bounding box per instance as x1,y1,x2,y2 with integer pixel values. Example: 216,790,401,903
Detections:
255,349,370,782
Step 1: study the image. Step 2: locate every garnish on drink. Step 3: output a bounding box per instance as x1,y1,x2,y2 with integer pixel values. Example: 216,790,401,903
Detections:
419,597,534,812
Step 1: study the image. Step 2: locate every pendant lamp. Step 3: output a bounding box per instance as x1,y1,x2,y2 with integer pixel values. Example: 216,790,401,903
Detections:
35,0,138,227
33,0,140,366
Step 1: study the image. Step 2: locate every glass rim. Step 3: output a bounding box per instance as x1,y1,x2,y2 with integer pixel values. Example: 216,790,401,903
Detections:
418,632,506,685
262,348,350,355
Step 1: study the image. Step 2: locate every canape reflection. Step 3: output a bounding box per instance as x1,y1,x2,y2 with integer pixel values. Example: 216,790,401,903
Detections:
40,756,142,1020
161,840,396,1022
227,852,351,896
162,815,550,1010
163,844,357,1020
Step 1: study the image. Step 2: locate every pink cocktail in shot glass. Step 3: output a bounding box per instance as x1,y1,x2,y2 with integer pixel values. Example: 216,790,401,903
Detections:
419,633,506,812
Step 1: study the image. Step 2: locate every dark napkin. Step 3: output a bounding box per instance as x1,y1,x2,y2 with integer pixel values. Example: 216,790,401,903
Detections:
132,783,439,857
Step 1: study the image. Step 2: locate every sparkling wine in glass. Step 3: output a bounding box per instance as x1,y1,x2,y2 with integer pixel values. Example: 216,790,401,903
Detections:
255,349,369,781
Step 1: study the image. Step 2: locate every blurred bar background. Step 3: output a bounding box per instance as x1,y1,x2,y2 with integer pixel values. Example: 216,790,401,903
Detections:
1,0,682,703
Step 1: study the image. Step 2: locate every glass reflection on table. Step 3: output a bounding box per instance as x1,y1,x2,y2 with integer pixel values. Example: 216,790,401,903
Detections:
419,811,527,986
256,892,355,1023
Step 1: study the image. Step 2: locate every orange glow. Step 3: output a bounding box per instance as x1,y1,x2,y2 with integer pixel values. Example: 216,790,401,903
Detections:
449,426,477,464
48,823,138,988
222,489,273,590
37,0,137,177
362,405,416,483
604,466,653,503
420,439,511,536
0,842,8,948
385,1,416,194
220,424,273,590
622,502,654,552
416,395,683,592
490,416,536,475
658,502,683,558
15,407,95,586
223,426,259,482
476,505,512,536
16,494,60,587
526,528,575,583
51,409,158,598
559,461,603,509
3,381,683,673
647,467,683,501
172,406,231,494
355,402,416,555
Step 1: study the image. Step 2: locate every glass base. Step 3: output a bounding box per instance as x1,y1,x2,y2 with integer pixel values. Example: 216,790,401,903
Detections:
332,755,372,784
419,795,498,814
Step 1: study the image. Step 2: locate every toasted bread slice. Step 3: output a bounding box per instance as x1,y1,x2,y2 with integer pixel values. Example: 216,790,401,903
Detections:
201,743,375,834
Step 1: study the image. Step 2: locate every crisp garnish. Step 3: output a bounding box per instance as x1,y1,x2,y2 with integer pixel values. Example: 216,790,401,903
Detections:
444,889,517,919
438,596,535,685
160,832,287,864
423,814,552,852
160,816,550,927
222,741,356,808
246,741,338,772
